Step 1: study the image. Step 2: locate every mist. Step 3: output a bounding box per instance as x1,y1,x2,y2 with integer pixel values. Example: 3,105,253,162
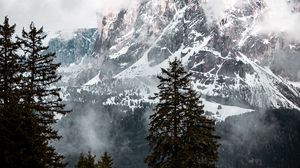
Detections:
203,0,300,41
54,104,114,162
53,99,150,167
254,0,300,42
0,0,140,33
217,109,300,167
202,0,238,24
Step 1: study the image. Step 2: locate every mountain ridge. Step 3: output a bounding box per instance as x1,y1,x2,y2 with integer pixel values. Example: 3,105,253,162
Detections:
49,0,300,120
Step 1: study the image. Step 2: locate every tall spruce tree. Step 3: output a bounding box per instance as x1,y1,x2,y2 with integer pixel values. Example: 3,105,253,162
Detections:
181,89,219,168
145,58,219,168
18,22,68,167
0,16,31,167
0,16,22,107
145,58,191,168
97,152,113,168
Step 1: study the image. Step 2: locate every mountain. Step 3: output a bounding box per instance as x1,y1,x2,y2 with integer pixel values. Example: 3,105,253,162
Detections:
52,0,300,115
48,0,300,167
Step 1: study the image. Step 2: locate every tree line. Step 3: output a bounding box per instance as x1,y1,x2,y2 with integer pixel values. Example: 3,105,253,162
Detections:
76,151,113,168
0,16,219,168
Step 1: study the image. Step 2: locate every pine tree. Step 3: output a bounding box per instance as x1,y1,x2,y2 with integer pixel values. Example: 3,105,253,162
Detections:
145,58,219,168
0,16,22,107
18,22,69,167
76,153,87,168
20,22,67,114
0,16,31,167
75,151,97,168
181,89,219,168
145,58,191,168
97,152,113,168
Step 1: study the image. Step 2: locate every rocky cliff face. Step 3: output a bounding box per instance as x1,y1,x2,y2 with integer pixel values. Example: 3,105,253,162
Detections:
48,28,98,65
49,0,300,119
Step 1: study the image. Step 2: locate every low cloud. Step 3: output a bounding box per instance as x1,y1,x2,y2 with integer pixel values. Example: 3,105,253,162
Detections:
202,0,238,24
202,0,300,41
0,0,139,32
254,0,300,42
54,105,114,161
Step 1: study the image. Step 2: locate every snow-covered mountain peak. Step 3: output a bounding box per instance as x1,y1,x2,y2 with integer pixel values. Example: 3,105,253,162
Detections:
50,0,300,120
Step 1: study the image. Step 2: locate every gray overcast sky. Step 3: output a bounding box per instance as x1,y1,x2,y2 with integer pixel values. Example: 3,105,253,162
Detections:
0,0,138,32
0,0,299,41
